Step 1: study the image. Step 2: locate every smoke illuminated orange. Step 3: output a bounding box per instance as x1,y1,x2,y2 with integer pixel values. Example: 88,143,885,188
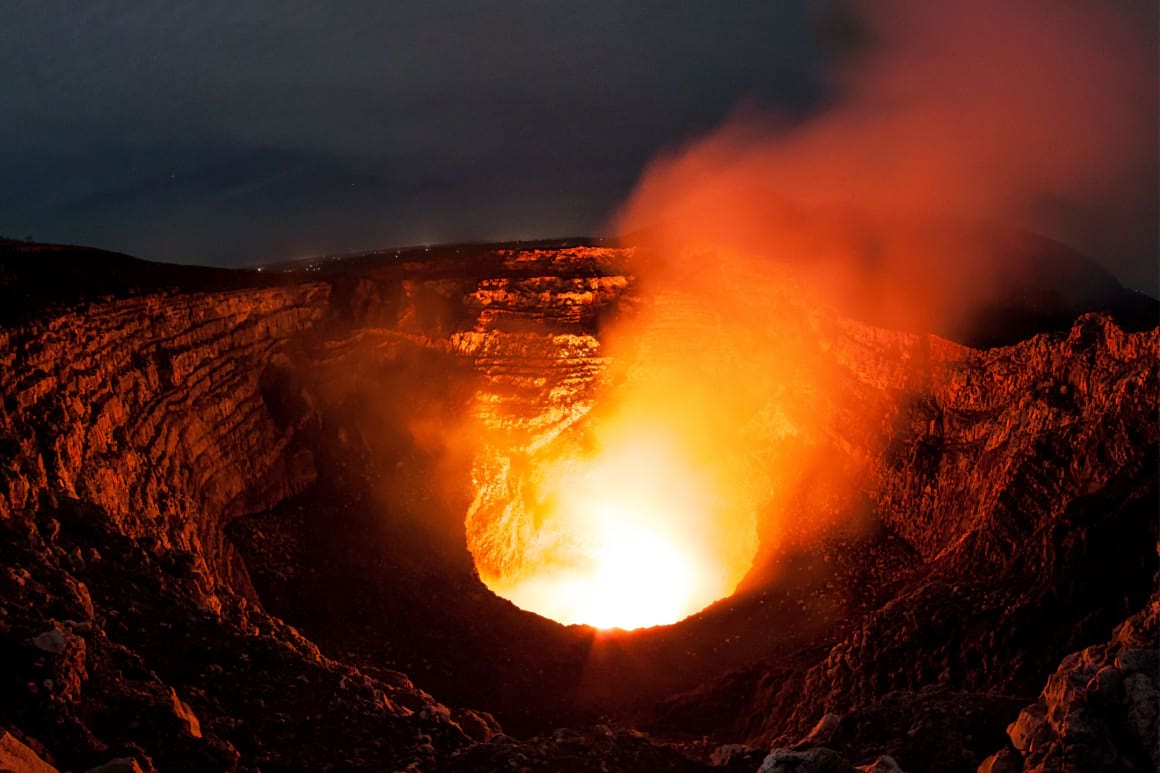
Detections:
462,250,836,630
462,0,1156,632
462,275,784,631
460,253,886,630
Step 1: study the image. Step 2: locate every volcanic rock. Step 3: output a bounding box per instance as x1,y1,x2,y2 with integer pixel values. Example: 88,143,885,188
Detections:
0,728,58,773
0,238,1154,771
83,759,148,773
986,591,1159,771
758,746,859,773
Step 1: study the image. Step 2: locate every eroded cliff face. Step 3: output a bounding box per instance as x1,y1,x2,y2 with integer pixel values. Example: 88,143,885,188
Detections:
0,285,336,621
734,316,1158,771
0,263,492,771
869,314,1157,563
0,245,697,772
0,242,1155,772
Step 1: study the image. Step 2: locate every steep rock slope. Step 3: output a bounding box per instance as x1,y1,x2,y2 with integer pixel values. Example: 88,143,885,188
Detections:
0,284,333,604
0,244,711,771
647,308,1158,770
0,241,1155,772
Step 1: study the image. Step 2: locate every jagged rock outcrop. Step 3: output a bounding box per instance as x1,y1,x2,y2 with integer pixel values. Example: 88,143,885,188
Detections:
644,305,1157,769
457,250,1157,766
0,284,332,594
0,497,489,771
0,240,1155,771
981,589,1159,772
0,727,58,773
755,747,905,772
0,244,700,770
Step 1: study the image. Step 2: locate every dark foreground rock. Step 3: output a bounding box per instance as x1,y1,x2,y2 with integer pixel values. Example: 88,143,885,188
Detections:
982,591,1159,772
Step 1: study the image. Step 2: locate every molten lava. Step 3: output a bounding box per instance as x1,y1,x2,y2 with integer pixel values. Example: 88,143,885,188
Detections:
464,271,806,631
473,423,759,630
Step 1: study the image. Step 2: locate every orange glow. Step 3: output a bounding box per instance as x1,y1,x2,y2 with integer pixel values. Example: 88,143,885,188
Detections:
486,429,756,629
461,243,906,630
462,0,1154,632
461,249,877,631
613,0,1154,335
461,246,834,630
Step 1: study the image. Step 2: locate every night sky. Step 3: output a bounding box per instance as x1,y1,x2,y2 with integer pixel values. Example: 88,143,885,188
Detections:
1,2,1156,291
1,2,826,265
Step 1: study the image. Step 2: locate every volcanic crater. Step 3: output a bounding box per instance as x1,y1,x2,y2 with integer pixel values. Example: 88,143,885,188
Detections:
0,237,1156,773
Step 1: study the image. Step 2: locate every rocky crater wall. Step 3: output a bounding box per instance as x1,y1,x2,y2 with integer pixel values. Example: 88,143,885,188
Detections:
0,244,1155,772
0,286,336,594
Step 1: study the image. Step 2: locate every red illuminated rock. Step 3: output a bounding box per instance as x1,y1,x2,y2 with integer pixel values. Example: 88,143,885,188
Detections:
0,238,1154,771
0,728,58,773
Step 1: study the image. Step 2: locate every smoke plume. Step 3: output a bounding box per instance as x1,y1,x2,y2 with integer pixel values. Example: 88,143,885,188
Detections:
464,1,1157,624
616,0,1158,314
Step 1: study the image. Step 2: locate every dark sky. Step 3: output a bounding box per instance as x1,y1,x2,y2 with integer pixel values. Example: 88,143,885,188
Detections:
1,1,1155,293
0,1,826,265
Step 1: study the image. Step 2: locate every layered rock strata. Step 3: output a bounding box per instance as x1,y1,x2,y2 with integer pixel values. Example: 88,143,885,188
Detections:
0,241,1155,772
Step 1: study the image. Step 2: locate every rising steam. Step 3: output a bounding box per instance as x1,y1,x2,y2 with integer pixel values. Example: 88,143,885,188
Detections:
466,0,1156,630
617,0,1158,307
